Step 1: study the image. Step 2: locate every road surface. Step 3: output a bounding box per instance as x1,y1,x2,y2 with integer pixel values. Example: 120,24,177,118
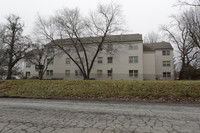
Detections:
0,98,199,133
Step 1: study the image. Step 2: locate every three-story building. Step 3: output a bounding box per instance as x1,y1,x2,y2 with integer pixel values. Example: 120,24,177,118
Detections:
24,34,174,80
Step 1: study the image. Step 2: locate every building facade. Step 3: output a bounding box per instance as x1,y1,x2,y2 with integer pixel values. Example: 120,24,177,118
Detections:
23,34,174,80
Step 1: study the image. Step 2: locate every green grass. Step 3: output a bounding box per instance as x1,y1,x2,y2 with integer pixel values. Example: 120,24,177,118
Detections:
0,80,200,103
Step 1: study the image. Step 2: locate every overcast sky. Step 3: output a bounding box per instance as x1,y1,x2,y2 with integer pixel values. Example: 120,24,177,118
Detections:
0,0,182,37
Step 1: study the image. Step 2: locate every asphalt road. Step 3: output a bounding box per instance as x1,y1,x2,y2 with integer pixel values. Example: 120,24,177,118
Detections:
0,98,199,133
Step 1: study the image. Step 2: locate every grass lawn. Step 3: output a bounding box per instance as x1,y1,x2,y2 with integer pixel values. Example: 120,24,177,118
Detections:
0,80,200,103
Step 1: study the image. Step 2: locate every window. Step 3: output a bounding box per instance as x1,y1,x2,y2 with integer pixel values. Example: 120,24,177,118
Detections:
107,57,113,63
97,57,103,64
46,70,53,76
47,58,54,64
66,58,70,64
35,65,44,70
75,70,82,76
107,70,112,76
129,56,138,63
163,61,170,67
97,70,103,77
65,70,70,76
133,44,138,50
26,62,31,68
134,70,138,77
26,72,30,77
99,47,103,51
163,72,171,78
47,47,54,54
77,45,83,52
129,70,138,77
129,44,138,50
162,50,170,56
75,57,84,64
129,70,133,77
107,44,113,51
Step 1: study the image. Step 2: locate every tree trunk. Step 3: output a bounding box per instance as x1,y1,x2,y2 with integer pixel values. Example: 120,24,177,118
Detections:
179,68,184,80
6,27,15,80
83,74,90,80
6,56,13,80
39,71,44,80
6,66,12,79
179,57,186,80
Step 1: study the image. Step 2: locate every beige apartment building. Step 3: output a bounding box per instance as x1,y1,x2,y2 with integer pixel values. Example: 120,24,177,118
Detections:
23,34,174,80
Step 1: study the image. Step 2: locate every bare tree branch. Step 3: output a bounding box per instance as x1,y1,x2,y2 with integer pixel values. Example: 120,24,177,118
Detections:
34,3,123,80
161,14,199,79
1,14,31,79
178,0,200,6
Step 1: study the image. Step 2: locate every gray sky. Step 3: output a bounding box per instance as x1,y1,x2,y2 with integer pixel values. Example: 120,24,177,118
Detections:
0,0,182,36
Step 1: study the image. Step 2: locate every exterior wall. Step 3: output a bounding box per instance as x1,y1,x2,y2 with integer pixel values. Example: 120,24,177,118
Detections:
155,49,174,80
90,42,143,80
143,51,156,80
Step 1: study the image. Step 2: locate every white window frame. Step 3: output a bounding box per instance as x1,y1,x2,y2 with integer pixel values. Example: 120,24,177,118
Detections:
129,70,133,77
129,56,138,63
26,62,31,68
107,44,113,51
97,70,103,77
97,57,103,64
78,45,84,52
134,70,138,77
66,58,70,64
162,50,170,56
46,70,53,76
163,72,171,78
65,70,70,76
129,44,138,50
75,57,84,64
107,70,112,76
26,72,31,77
107,57,113,63
163,61,170,67
75,70,82,76
47,58,54,65
129,70,138,77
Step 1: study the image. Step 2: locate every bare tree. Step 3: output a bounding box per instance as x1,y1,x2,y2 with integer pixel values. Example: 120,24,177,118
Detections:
0,24,7,77
144,31,161,43
1,14,31,79
34,3,123,80
178,0,200,6
26,37,61,80
182,8,200,49
161,15,199,79
0,49,7,78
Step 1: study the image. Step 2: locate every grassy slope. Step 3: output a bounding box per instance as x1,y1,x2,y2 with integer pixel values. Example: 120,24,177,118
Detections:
0,80,200,103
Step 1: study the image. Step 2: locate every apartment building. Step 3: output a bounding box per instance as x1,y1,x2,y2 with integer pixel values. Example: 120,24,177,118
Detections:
23,34,174,80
